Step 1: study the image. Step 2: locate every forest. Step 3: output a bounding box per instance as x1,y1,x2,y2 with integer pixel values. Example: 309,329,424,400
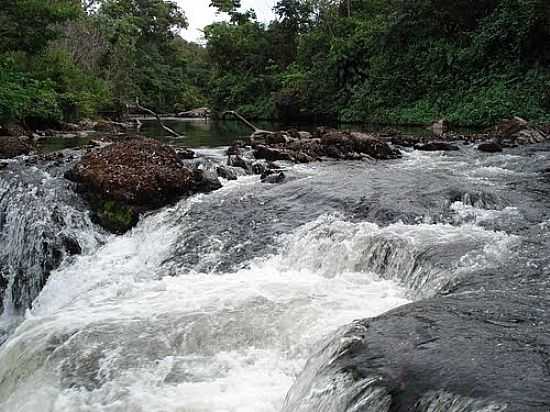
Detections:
1,0,550,127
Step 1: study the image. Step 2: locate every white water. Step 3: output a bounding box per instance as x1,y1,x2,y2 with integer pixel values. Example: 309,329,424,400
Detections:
0,149,524,411
0,179,410,412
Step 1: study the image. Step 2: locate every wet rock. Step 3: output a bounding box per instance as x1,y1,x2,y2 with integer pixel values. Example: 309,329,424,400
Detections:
228,155,250,170
283,292,550,412
251,162,268,175
176,147,196,160
191,169,223,193
0,136,32,159
254,130,400,163
261,171,285,184
66,139,219,233
478,142,503,153
254,145,294,162
216,165,238,180
265,132,290,145
226,143,242,157
61,235,82,256
415,141,460,151
390,135,425,147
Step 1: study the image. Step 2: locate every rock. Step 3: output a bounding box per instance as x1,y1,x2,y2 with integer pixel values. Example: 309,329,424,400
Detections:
61,236,82,256
415,141,460,151
298,131,313,139
0,162,8,170
265,132,290,145
251,162,268,175
254,145,294,162
261,171,285,184
176,147,196,160
228,155,250,170
0,136,32,159
283,292,550,412
216,165,238,180
429,119,449,137
477,142,503,153
349,132,401,159
66,139,219,233
495,117,547,144
190,169,223,193
253,130,400,163
1,122,28,137
496,116,529,138
226,143,242,157
390,135,425,147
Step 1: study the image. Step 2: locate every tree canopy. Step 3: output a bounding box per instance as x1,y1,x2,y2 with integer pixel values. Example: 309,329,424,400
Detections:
1,0,550,127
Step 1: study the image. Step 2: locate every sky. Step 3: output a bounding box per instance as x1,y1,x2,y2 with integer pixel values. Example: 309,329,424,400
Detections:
179,0,277,43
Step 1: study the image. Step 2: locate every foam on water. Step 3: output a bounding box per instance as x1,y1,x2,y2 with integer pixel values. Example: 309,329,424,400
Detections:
0,179,411,412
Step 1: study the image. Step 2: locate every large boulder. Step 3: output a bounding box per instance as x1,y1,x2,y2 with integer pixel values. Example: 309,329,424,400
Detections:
66,139,220,233
0,136,32,159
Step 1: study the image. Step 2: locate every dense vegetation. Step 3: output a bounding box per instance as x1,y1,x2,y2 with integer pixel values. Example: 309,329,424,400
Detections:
206,0,550,125
1,0,550,127
0,0,208,126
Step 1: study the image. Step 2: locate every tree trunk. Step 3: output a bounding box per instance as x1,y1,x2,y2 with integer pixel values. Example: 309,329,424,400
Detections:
134,102,182,138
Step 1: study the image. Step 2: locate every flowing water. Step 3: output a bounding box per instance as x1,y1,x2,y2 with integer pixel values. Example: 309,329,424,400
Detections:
1,126,549,411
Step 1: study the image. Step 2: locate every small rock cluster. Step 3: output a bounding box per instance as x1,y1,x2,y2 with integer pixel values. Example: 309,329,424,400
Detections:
252,128,402,163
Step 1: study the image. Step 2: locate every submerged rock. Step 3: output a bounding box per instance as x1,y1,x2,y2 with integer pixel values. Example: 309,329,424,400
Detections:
66,139,220,233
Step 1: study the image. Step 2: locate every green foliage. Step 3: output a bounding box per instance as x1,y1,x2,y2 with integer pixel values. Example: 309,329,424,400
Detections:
0,0,80,54
205,0,550,125
0,60,62,123
0,0,208,125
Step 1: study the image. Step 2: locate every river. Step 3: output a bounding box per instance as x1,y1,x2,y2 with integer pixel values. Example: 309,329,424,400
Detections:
0,120,549,411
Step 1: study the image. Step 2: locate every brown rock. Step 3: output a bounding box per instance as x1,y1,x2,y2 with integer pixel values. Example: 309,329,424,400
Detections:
0,136,32,159
66,139,219,233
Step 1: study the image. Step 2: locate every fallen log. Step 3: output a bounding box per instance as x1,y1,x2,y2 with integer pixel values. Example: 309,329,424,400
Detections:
133,102,182,138
222,111,273,142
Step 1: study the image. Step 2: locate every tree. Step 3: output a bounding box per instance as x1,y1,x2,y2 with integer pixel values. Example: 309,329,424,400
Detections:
0,0,80,54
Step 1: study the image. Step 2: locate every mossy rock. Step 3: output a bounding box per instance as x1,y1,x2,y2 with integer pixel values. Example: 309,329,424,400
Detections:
91,199,139,234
